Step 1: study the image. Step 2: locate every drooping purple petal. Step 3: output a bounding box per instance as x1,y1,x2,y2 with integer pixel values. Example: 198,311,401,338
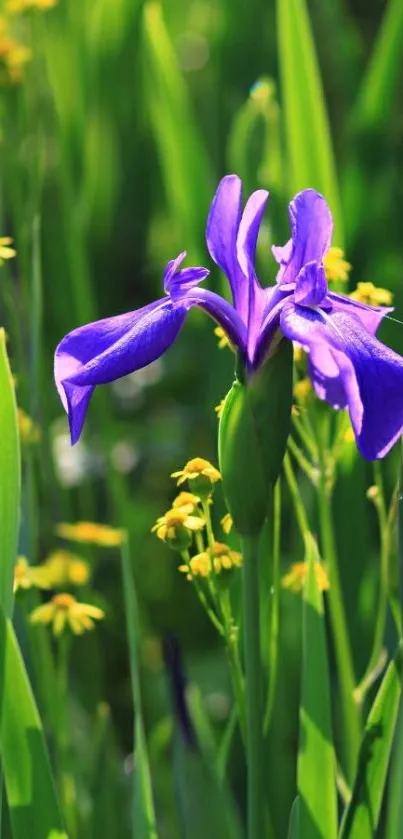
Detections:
273,190,333,285
56,299,187,443
182,286,247,352
294,261,328,307
206,175,245,314
280,301,403,459
327,291,392,335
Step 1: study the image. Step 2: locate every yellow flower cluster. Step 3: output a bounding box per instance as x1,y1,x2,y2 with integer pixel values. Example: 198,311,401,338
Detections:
293,376,312,404
214,326,233,350
172,457,221,487
179,541,242,580
14,557,51,592
350,282,393,307
30,593,104,636
18,408,41,445
55,521,125,548
0,16,30,83
14,550,90,592
323,247,351,284
152,508,205,545
0,236,16,264
282,561,330,593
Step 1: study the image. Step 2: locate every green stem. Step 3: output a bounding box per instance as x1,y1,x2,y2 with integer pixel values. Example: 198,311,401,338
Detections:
241,532,265,839
355,462,390,702
317,460,361,780
193,507,246,738
264,480,281,732
284,453,310,540
287,435,315,482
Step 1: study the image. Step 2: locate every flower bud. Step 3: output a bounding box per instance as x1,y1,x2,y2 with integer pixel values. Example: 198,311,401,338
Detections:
218,338,293,535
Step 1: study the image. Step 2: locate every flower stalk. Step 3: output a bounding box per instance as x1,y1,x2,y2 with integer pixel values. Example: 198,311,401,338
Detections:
241,532,265,839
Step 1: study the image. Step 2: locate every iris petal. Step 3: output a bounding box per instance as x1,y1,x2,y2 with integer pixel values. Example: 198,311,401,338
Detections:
206,175,245,313
280,302,403,459
273,190,333,285
294,261,327,307
56,300,187,443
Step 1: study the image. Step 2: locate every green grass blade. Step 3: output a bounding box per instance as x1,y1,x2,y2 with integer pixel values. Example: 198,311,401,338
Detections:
142,1,213,261
339,643,403,839
0,611,66,839
170,681,243,839
0,329,20,618
287,797,300,839
386,703,403,839
276,0,343,243
298,534,337,839
353,0,403,131
120,539,158,839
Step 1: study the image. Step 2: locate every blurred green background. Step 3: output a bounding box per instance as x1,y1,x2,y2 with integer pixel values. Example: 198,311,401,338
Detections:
1,0,403,836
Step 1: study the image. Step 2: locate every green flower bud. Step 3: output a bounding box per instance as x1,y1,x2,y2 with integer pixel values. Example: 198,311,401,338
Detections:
218,338,293,536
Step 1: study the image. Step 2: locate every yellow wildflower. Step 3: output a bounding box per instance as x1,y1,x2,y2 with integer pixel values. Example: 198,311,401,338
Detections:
30,593,104,636
343,427,355,444
323,247,351,283
14,556,52,593
55,521,125,548
212,541,242,570
171,491,201,514
6,0,58,12
350,282,393,307
221,513,233,535
152,508,205,550
293,377,312,404
43,550,90,587
214,399,225,418
0,36,31,83
293,343,305,364
282,561,329,593
179,541,242,579
0,236,16,264
172,458,221,499
18,408,41,444
214,326,233,350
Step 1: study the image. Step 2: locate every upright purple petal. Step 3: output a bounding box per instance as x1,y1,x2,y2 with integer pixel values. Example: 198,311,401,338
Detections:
280,302,403,459
273,190,333,285
236,189,270,356
294,262,328,307
206,175,247,317
56,300,187,443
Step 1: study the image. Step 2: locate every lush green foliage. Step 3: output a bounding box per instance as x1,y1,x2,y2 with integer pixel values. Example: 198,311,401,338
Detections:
0,1,402,838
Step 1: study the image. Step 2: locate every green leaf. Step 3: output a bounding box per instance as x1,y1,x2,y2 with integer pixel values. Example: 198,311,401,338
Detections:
339,643,403,839
0,329,20,618
353,0,403,131
298,534,337,839
276,0,343,243
0,611,66,839
120,539,158,839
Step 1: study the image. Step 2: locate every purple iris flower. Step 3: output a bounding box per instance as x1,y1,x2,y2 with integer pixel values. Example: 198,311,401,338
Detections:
55,174,403,460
